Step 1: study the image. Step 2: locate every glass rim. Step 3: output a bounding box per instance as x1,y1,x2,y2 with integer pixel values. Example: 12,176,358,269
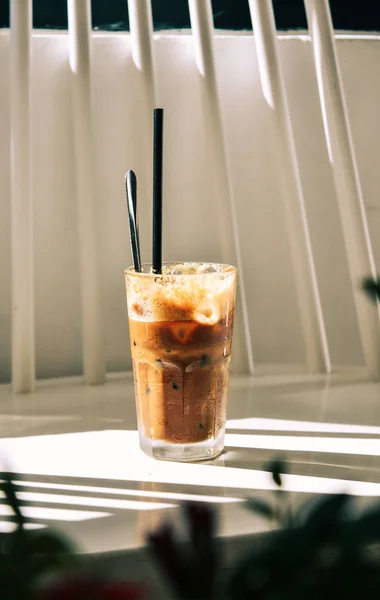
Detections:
124,261,237,278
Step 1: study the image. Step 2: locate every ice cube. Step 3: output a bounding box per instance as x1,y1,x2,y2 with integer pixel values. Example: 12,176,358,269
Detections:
194,302,220,325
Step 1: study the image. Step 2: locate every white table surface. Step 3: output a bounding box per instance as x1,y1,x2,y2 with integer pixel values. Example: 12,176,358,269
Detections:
0,371,379,591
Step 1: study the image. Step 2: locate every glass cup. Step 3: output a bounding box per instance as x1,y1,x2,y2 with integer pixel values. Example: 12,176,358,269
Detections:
124,262,237,461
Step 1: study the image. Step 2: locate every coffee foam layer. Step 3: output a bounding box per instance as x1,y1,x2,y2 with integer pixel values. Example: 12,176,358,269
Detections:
126,263,236,324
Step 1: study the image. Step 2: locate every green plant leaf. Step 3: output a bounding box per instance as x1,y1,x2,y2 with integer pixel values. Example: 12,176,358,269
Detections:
0,473,25,530
301,493,350,544
345,504,380,546
245,498,275,521
25,529,76,557
362,276,380,303
8,530,77,592
266,458,287,488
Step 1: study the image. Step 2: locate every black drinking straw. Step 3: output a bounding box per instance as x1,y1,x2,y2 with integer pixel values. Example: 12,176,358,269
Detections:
125,170,141,272
152,108,164,274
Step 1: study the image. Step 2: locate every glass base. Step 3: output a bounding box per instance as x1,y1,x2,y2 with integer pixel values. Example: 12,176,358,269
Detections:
139,429,225,462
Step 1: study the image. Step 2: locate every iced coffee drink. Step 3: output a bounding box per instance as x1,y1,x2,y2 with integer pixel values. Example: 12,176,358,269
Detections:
125,262,237,461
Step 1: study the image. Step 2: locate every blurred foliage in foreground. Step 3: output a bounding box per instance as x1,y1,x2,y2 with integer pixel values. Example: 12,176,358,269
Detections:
362,276,380,304
2,460,380,599
150,458,380,599
3,270,380,599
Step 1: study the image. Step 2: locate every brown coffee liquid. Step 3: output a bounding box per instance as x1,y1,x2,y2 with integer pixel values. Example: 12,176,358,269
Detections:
129,310,234,444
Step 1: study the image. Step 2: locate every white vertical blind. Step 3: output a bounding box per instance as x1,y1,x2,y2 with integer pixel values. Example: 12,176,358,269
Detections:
67,0,105,385
10,0,35,393
127,0,156,263
188,0,254,374
4,3,380,385
248,0,331,375
128,0,156,98
304,0,380,381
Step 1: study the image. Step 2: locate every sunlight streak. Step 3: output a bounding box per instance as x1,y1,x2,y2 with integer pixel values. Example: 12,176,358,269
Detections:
15,481,241,504
14,491,174,511
226,417,380,435
0,522,45,533
0,503,110,522
1,430,380,501
225,433,380,456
